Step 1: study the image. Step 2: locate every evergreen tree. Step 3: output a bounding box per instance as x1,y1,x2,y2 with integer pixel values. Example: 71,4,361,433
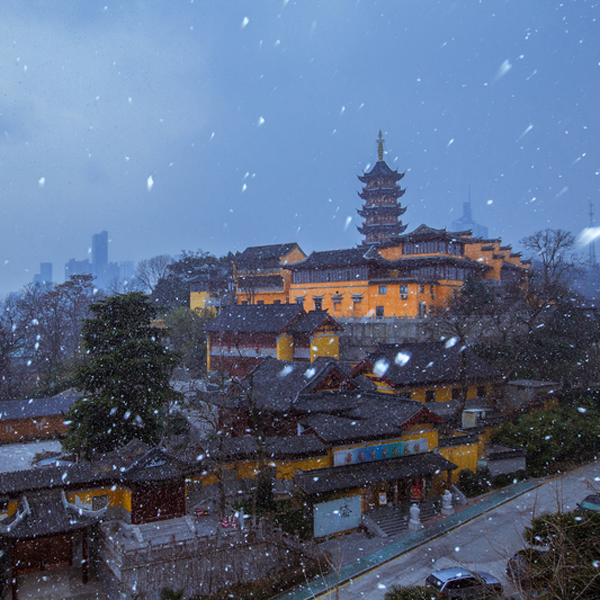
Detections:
63,292,182,458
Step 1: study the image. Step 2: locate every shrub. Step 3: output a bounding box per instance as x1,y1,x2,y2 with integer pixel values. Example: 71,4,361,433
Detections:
458,466,492,497
274,503,312,539
492,404,600,476
384,584,442,600
492,470,527,488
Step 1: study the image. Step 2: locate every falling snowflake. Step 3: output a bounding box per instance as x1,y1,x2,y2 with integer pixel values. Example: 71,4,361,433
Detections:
395,352,410,366
373,359,389,377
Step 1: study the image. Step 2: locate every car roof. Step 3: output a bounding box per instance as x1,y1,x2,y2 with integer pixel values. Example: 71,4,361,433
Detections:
429,567,501,585
583,495,600,503
429,567,476,582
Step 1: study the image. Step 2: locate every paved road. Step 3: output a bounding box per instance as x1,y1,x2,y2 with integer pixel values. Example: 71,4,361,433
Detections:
319,462,600,599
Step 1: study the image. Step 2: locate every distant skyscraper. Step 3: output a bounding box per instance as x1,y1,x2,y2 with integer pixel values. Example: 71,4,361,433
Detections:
450,189,489,239
65,258,92,280
33,262,53,286
92,230,109,285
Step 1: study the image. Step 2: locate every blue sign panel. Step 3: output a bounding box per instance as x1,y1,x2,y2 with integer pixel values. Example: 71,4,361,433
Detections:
333,437,428,467
313,495,362,538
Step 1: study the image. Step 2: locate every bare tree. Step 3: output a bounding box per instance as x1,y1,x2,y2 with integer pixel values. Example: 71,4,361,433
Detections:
521,228,583,304
134,254,174,293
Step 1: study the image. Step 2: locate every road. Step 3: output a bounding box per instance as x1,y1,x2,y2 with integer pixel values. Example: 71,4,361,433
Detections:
320,461,600,599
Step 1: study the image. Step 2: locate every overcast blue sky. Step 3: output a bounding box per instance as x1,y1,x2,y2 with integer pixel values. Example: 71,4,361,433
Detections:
0,1,598,294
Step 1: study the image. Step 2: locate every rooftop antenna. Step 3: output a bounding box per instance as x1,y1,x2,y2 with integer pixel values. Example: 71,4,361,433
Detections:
589,200,597,267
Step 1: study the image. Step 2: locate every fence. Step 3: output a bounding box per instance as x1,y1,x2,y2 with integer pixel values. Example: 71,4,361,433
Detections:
97,518,319,600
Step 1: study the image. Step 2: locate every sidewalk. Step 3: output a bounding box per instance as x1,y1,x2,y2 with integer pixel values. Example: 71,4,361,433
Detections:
273,479,541,600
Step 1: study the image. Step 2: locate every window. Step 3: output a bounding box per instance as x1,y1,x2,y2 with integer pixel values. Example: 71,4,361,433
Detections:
257,300,264,305
452,387,463,401
273,299,281,305
399,285,408,299
477,385,487,398
379,285,387,295
295,296,304,307
313,297,322,311
332,293,343,311
376,305,384,317
241,300,248,305
425,389,436,402
430,285,434,296
352,295,362,310
420,284,425,294
419,302,427,317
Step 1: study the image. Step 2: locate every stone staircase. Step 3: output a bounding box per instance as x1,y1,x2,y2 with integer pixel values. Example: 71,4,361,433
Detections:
368,496,442,537
369,505,408,537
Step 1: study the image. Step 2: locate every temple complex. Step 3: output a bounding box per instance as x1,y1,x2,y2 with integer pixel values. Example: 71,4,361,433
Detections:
232,132,529,318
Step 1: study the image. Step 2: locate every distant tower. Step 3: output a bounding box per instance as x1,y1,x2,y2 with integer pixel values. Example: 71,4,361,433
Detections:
357,131,408,245
33,262,53,287
92,230,109,284
589,200,597,267
450,187,489,239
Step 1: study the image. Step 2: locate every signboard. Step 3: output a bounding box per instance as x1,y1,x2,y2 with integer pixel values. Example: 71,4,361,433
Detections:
333,438,428,467
313,495,362,538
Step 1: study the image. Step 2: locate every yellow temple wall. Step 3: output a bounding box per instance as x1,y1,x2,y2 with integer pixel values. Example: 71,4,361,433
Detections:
277,334,294,361
310,333,339,360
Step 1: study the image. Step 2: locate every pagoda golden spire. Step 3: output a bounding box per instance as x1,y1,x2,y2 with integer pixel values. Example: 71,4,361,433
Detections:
377,130,385,161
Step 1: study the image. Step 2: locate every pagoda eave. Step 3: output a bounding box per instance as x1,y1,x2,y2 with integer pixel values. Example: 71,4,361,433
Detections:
358,188,406,200
357,223,408,236
357,206,406,218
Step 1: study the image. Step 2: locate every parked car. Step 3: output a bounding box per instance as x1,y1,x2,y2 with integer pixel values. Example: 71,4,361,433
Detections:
506,548,549,587
425,567,502,599
576,494,600,513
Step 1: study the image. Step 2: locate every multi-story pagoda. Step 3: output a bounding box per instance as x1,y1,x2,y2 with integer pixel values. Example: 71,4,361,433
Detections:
357,131,408,245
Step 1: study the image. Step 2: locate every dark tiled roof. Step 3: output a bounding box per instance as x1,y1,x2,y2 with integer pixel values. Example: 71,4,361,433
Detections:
298,395,440,444
119,447,187,483
225,357,365,412
289,247,378,270
205,304,304,334
287,311,343,334
438,434,480,448
294,453,457,495
358,160,404,183
200,434,328,462
0,463,117,496
0,394,78,421
353,342,502,387
0,441,185,496
397,224,451,239
300,412,402,443
388,255,490,272
0,489,100,539
501,260,528,272
235,243,303,269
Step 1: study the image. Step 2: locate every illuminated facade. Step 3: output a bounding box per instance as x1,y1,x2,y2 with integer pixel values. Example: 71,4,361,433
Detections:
233,134,529,318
